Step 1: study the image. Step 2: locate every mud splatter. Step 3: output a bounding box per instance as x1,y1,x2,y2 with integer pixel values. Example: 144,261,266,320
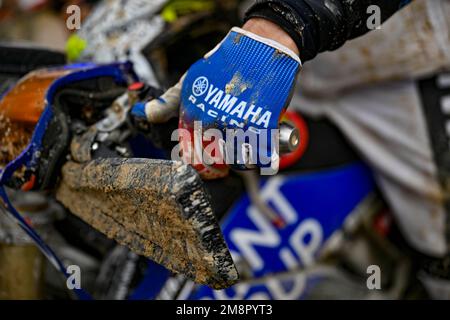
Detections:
225,72,252,96
233,33,242,44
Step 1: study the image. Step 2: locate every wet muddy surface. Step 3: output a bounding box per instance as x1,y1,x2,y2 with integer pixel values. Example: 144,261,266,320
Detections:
56,158,238,289
0,113,33,168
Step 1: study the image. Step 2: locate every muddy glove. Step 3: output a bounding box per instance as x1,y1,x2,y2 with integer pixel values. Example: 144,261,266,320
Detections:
133,26,301,179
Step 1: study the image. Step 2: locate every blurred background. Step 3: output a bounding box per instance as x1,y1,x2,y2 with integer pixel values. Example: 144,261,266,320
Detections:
0,0,93,50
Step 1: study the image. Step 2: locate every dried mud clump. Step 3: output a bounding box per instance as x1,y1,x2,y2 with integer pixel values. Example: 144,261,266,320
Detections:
0,112,33,168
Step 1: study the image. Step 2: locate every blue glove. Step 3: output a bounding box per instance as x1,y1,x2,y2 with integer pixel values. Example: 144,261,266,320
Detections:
139,27,301,178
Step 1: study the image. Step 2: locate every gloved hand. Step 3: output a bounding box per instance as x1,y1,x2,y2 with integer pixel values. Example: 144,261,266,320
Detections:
133,20,301,179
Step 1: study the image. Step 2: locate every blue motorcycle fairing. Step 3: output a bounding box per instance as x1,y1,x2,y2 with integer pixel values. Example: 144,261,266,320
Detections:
0,62,136,300
1,62,135,182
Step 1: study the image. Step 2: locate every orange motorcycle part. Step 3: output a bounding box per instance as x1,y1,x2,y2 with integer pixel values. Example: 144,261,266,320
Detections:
0,68,72,167
0,68,71,124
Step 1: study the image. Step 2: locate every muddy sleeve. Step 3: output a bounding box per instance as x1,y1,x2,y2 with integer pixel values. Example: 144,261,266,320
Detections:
244,0,413,62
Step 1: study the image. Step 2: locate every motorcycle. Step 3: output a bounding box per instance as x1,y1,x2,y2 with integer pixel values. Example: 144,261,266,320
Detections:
0,44,429,300
0,0,435,300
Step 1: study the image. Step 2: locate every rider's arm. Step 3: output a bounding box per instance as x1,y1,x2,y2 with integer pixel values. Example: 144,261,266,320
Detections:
244,0,413,61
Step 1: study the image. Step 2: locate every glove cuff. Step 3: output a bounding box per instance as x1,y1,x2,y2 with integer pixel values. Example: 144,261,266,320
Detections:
230,27,301,65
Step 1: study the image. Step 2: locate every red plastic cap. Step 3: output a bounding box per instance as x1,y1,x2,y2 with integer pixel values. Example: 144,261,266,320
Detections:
128,82,145,91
